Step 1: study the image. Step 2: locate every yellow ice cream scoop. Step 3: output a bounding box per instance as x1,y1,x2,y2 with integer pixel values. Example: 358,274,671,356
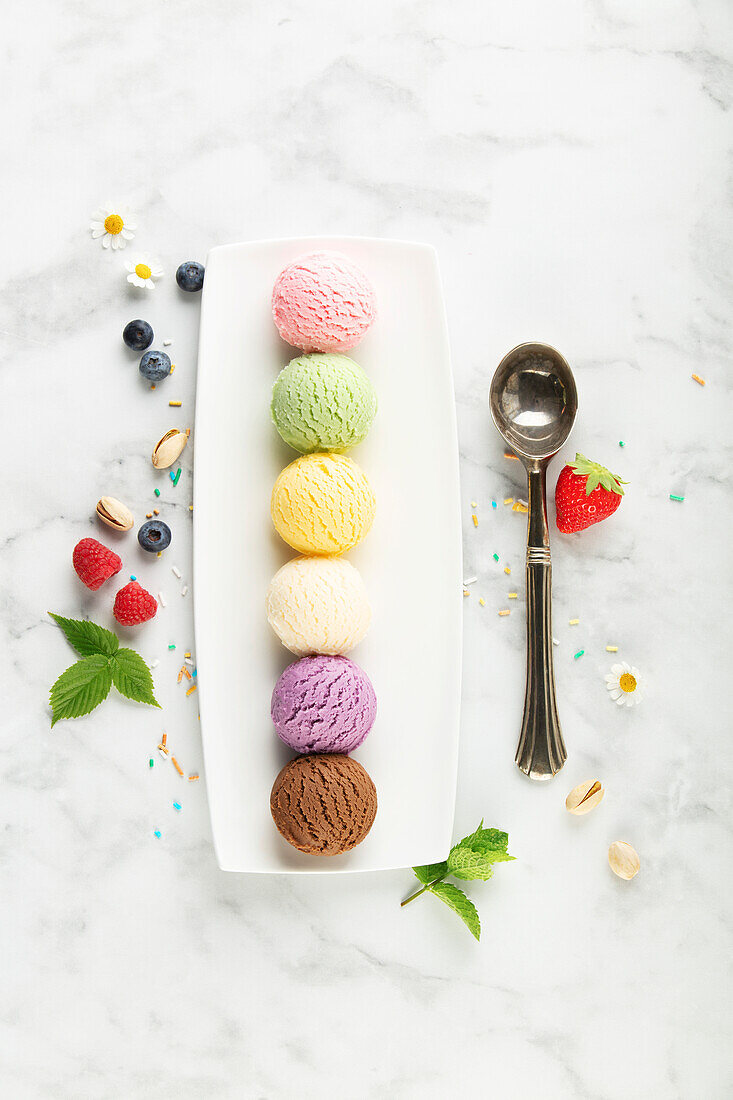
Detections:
271,453,376,555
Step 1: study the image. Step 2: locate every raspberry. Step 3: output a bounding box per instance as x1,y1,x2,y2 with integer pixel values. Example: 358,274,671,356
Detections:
113,581,158,626
73,538,122,591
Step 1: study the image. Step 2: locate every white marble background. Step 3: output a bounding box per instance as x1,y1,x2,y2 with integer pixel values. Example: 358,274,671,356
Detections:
2,1,731,1097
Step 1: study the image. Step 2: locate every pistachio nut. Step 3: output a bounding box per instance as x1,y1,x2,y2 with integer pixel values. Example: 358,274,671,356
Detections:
608,841,640,880
152,428,188,469
96,496,134,532
565,779,604,815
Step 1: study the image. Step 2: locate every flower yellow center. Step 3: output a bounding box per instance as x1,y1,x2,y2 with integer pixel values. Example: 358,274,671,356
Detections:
104,214,124,235
619,673,637,693
135,263,152,280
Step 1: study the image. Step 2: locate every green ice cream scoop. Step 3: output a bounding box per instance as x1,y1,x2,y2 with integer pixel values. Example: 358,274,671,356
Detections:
271,353,377,454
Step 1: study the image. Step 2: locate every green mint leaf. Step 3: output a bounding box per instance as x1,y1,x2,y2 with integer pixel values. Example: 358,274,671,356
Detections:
429,881,481,941
473,827,509,851
111,649,160,708
413,861,448,885
447,823,515,881
50,655,113,726
448,845,515,881
49,613,119,658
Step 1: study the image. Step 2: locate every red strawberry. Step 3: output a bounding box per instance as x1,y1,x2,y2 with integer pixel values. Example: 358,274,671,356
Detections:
555,453,627,533
113,581,157,625
73,538,122,590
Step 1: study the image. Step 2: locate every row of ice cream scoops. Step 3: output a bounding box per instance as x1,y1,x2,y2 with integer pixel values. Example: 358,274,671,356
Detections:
264,252,380,857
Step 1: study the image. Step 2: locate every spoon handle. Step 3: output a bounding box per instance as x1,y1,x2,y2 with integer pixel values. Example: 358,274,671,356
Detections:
516,466,567,779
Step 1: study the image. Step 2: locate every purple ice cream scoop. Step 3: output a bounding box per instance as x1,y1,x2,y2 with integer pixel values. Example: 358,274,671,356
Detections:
271,655,377,754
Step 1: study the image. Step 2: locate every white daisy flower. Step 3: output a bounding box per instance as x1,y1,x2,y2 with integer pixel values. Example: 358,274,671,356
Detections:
125,254,163,290
605,661,645,707
90,202,137,250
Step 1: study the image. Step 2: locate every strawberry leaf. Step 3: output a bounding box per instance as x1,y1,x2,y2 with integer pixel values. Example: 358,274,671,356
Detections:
569,454,627,497
48,612,119,657
111,649,160,708
50,655,113,726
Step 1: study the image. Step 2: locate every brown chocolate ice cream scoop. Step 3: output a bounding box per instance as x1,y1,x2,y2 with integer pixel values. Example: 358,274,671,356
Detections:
270,754,377,856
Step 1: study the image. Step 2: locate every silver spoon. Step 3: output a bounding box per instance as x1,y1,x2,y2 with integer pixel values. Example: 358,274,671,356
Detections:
489,343,578,779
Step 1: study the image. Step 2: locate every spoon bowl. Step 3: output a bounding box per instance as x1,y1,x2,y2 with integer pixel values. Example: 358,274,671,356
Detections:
490,343,577,462
489,343,578,779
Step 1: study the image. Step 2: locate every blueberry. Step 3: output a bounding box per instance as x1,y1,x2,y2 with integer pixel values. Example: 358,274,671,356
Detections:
139,350,171,382
176,261,205,292
123,319,153,351
138,519,172,552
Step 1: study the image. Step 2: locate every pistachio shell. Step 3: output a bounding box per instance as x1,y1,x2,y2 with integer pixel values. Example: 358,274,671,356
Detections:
96,496,134,531
608,841,640,880
152,429,188,469
565,779,604,815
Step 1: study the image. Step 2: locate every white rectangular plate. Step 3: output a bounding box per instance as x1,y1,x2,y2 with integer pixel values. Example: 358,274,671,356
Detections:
194,237,462,872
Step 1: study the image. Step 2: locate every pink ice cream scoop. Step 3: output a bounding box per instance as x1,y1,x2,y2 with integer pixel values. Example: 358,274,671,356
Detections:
271,251,376,353
271,655,377,754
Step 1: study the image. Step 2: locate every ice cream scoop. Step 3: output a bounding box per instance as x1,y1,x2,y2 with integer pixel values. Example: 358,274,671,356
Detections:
271,655,377,754
489,342,578,780
272,251,376,352
271,353,377,454
266,556,371,656
270,754,377,855
271,452,376,555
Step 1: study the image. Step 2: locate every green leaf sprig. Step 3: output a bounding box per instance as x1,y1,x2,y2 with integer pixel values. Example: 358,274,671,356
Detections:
401,822,515,941
48,613,160,726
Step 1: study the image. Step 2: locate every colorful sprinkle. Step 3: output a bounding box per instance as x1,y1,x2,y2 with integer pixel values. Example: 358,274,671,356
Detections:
184,652,191,659
498,609,510,616
168,644,176,650
504,566,511,575
574,650,585,659
512,502,528,513
618,441,625,447
492,553,499,562
606,645,619,652
154,488,160,497
130,575,137,582
173,802,181,812
172,566,182,578
478,597,486,606
154,830,161,838
508,593,518,599
186,685,197,697
472,514,478,527
153,508,160,516
169,400,182,407
463,576,477,586
145,512,153,519
171,468,182,487
491,500,497,509
463,589,470,597
149,759,154,768
670,494,684,502
471,500,477,508
691,374,705,386
569,618,579,625
171,756,184,777
158,746,169,758
503,497,514,505
161,732,167,747
188,773,199,782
